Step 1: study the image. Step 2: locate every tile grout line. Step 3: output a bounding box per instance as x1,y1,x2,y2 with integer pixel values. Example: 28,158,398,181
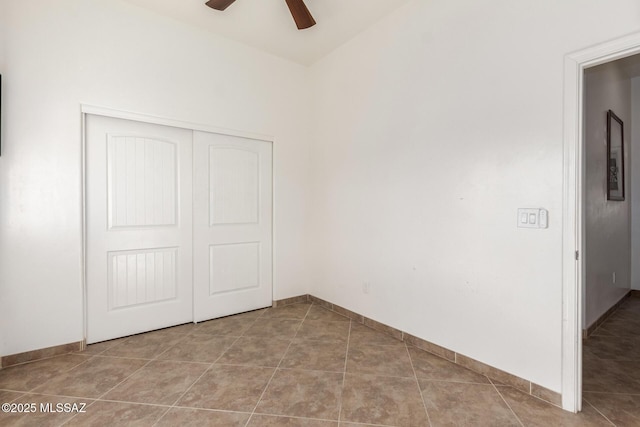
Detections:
490,380,525,427
308,294,565,407
405,342,433,427
272,365,345,374
83,354,171,362
0,390,25,404
62,319,234,425
161,404,251,415
249,412,344,424
497,377,588,411
26,352,97,394
45,333,185,427
582,397,618,426
58,356,157,426
336,318,352,424
582,390,640,396
404,375,503,386
17,390,99,401
2,351,91,371
337,423,396,427
152,311,267,426
585,291,632,339
244,303,312,426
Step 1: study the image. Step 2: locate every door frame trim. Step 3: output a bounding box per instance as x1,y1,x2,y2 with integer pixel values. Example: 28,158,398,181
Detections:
80,104,275,341
81,105,274,142
562,31,640,412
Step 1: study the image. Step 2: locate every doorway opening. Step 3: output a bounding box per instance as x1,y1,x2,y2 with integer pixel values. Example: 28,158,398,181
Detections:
581,52,640,414
562,32,640,412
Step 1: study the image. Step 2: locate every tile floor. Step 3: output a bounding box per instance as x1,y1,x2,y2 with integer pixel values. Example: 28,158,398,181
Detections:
583,295,640,426
0,300,637,426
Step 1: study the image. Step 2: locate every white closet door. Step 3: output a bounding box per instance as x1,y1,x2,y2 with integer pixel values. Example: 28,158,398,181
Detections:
86,115,193,343
193,131,272,322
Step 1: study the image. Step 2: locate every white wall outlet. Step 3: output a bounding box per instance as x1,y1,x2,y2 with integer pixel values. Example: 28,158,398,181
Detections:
363,281,371,294
613,272,616,284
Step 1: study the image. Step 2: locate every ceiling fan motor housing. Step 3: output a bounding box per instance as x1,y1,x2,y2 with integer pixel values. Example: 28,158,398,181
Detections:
205,0,316,30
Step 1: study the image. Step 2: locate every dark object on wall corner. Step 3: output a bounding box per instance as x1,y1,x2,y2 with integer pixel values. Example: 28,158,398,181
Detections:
607,109,624,201
205,0,316,30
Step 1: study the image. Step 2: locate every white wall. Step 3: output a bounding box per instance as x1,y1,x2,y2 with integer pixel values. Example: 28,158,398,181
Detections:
0,0,5,143
584,61,632,327
0,0,312,356
0,7,4,71
308,0,640,393
632,77,640,290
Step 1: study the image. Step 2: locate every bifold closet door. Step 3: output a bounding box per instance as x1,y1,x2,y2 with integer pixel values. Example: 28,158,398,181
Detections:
85,115,193,344
193,131,273,322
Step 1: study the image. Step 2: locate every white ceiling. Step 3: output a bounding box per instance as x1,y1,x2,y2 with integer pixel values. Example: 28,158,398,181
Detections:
122,0,412,65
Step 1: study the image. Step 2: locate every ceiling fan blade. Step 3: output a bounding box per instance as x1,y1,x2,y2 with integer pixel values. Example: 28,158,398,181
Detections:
205,0,237,11
284,0,316,30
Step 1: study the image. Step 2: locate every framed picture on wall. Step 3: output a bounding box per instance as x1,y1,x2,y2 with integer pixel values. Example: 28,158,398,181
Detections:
607,109,624,201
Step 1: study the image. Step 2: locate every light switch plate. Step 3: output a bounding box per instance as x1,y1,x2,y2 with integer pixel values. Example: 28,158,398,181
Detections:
518,208,548,229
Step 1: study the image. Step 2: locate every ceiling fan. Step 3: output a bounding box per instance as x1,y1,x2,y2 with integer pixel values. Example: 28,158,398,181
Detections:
205,0,316,30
